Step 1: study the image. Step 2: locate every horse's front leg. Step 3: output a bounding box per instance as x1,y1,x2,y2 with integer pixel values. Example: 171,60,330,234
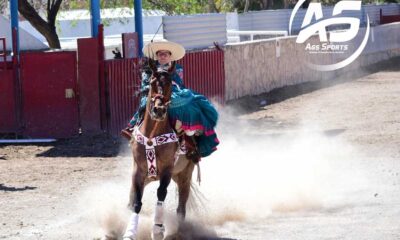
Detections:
123,168,146,240
152,167,173,240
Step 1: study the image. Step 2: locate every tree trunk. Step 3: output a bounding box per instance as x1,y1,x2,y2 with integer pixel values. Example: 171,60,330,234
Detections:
283,0,289,9
208,0,218,13
43,26,61,49
244,0,251,12
266,0,273,9
18,0,61,49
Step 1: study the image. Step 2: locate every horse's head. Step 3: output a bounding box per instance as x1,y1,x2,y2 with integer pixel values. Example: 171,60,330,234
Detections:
148,59,176,121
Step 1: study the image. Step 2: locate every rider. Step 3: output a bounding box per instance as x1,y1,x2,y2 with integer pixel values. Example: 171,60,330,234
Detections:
122,40,219,163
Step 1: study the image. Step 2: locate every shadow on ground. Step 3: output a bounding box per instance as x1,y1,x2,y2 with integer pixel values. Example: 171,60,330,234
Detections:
164,218,240,240
37,134,121,158
0,134,122,158
0,184,37,192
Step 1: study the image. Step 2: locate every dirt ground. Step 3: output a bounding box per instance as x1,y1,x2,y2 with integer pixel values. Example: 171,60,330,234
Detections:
1,58,400,240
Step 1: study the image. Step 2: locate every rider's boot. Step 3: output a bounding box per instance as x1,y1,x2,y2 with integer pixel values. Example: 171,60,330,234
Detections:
121,106,146,140
183,135,201,164
121,127,134,140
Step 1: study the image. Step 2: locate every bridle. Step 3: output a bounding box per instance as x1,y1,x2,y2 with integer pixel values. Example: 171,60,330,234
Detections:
148,61,175,121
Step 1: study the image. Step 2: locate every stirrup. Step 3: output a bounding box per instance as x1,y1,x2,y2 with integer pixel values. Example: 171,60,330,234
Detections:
183,135,201,163
186,149,201,164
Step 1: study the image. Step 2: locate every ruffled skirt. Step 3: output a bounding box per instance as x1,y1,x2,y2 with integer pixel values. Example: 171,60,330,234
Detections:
168,89,219,157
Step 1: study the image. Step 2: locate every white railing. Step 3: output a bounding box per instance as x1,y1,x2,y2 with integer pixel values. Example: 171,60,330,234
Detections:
227,30,288,42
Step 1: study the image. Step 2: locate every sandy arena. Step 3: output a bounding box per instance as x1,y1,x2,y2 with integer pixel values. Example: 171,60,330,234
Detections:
1,59,400,239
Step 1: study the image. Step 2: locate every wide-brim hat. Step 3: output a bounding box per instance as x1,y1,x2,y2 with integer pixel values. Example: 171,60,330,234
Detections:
143,40,185,61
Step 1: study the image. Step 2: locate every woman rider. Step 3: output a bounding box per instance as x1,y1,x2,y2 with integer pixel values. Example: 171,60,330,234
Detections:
122,40,219,162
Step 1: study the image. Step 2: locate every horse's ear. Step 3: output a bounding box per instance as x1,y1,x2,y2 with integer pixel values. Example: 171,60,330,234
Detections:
149,58,157,73
168,61,176,73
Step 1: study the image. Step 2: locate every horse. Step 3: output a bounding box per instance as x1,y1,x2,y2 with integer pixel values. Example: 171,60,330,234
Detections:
122,59,196,240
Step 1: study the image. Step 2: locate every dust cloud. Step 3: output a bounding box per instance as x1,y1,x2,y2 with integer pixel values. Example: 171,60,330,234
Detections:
76,105,369,239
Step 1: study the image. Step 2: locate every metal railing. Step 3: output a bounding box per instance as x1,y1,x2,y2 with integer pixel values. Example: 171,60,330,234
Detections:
0,37,6,71
227,30,288,42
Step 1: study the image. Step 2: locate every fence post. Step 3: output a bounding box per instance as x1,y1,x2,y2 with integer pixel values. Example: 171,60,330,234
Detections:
134,0,144,57
90,0,101,37
97,24,108,133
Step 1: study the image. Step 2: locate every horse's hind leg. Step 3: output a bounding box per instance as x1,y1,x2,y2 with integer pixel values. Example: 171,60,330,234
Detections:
176,162,195,220
152,169,172,240
123,169,146,240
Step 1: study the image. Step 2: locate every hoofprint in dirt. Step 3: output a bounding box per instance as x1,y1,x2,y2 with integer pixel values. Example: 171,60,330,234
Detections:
1,59,400,239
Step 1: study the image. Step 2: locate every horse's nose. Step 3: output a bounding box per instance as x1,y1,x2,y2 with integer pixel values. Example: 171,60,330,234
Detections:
155,106,166,117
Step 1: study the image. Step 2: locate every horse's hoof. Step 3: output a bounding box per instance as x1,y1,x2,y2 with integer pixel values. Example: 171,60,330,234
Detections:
123,236,136,240
101,235,117,240
151,224,165,240
123,232,137,240
152,233,164,240
123,232,138,240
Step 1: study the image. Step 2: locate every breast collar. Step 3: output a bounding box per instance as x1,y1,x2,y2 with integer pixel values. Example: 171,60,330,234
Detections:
133,126,178,177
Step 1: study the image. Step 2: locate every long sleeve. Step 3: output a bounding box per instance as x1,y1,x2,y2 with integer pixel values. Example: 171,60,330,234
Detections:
172,64,185,88
140,71,151,94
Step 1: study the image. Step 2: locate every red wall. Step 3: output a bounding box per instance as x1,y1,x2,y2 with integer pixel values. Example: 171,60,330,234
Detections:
1,48,225,138
178,50,225,105
105,58,141,136
20,52,79,138
0,69,17,133
380,9,400,24
77,38,102,134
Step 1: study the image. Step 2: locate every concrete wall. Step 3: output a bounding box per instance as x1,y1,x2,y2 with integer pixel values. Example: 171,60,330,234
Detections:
0,15,48,51
236,3,400,33
224,22,400,101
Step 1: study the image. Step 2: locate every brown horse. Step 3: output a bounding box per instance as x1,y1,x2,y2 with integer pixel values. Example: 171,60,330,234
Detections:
122,60,196,240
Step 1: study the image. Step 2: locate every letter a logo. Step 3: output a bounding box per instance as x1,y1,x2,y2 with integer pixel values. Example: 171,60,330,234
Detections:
296,1,361,43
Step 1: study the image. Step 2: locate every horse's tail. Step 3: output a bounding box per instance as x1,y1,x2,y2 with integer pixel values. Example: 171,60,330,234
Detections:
186,179,208,213
195,162,201,185
185,163,207,214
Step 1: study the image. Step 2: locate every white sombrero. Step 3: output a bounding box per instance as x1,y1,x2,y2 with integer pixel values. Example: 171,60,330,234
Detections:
143,40,185,61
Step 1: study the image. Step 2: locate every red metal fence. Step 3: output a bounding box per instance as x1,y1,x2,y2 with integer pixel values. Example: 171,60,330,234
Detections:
178,50,225,105
104,50,225,137
20,52,79,138
105,58,141,136
1,31,225,139
0,36,17,134
380,9,400,24
77,37,102,134
0,69,17,134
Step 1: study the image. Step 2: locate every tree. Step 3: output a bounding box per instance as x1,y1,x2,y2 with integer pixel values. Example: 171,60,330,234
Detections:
18,0,63,48
0,2,6,15
244,0,250,12
2,0,398,49
2,0,134,49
